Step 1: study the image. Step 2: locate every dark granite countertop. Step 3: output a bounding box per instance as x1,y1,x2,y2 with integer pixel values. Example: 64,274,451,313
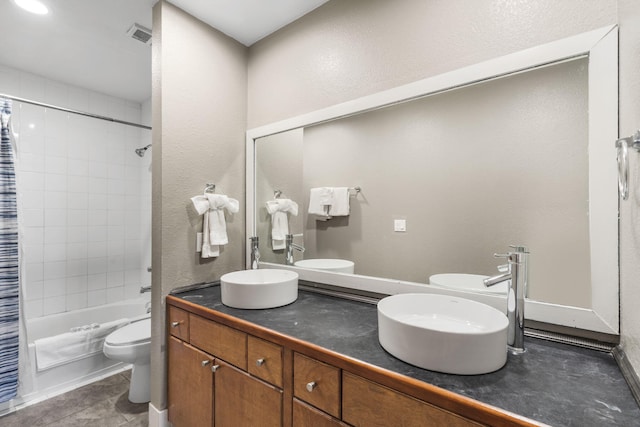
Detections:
172,284,640,427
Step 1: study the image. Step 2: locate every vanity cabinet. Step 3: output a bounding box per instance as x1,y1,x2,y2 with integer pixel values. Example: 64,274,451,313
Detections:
167,309,284,427
167,295,539,427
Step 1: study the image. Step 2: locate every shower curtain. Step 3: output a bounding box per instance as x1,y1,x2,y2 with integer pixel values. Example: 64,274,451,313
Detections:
0,98,18,403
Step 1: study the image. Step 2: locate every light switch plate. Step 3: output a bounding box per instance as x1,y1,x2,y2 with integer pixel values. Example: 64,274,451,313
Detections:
196,232,202,252
394,219,406,232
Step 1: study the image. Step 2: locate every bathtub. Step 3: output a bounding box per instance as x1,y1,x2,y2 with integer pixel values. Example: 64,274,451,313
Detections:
0,298,149,415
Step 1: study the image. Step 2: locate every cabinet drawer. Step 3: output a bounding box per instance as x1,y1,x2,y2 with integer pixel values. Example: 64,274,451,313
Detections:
293,398,350,427
167,306,189,341
343,372,483,427
248,336,283,388
294,353,341,418
190,314,247,370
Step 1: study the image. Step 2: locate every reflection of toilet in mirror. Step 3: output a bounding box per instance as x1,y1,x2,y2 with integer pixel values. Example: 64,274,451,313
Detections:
429,273,508,295
294,258,355,274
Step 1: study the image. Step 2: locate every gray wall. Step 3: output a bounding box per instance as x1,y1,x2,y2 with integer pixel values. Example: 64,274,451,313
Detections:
619,0,640,377
151,0,247,409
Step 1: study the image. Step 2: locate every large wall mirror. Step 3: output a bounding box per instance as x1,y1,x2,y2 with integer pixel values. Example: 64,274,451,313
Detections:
246,26,618,335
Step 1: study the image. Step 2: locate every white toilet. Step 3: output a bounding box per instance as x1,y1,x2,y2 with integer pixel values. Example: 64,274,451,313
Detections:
103,317,151,403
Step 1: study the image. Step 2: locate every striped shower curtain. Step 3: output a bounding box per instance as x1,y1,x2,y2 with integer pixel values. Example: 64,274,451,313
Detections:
0,98,18,403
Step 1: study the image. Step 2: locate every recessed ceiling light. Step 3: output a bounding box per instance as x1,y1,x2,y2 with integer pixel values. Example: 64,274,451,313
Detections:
14,0,49,15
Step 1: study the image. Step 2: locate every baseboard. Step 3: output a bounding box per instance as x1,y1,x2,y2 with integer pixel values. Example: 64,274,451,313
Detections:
148,402,169,427
613,346,640,406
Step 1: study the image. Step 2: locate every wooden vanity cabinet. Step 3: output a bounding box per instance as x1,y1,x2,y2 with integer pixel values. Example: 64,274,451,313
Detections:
167,336,213,427
167,312,284,427
167,296,539,427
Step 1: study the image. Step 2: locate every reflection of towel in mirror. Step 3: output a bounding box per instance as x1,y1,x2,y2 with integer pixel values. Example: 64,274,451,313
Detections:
308,187,333,218
266,199,299,250
328,187,350,216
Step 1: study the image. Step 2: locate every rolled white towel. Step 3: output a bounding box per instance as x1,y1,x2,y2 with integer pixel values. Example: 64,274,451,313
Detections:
266,199,298,250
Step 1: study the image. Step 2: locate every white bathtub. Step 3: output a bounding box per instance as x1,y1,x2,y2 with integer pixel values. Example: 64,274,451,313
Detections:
0,298,149,416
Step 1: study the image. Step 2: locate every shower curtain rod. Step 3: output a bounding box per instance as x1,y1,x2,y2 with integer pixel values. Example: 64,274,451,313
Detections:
0,92,152,130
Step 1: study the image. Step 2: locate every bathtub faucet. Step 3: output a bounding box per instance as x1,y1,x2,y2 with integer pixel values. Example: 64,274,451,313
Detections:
140,285,152,294
483,245,529,354
285,234,304,265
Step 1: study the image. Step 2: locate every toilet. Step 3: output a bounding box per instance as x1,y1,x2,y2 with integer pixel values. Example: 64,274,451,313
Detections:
103,317,151,403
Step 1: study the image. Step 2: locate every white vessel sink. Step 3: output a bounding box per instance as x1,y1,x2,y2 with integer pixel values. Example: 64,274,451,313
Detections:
294,258,355,274
429,273,508,295
221,269,298,309
377,293,508,375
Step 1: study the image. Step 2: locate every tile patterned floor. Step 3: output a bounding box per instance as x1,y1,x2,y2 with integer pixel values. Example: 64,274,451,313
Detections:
0,371,148,426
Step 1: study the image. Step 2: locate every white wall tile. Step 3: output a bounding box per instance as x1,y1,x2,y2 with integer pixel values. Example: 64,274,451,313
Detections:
43,261,66,280
25,280,43,301
106,286,124,304
24,299,44,319
45,209,66,227
66,275,87,294
44,191,67,209
23,209,44,227
88,257,107,275
14,66,148,317
43,244,66,263
87,289,106,307
66,292,87,311
88,273,106,291
44,173,67,192
43,278,66,298
43,296,66,315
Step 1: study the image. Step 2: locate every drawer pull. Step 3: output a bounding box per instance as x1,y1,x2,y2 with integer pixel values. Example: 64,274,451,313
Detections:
306,381,317,393
201,360,210,367
170,321,181,327
256,358,265,367
211,364,220,373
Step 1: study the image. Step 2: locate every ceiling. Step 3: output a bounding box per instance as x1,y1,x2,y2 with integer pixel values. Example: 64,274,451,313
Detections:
0,0,329,104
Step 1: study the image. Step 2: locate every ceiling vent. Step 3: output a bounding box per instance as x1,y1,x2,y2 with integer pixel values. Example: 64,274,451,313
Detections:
127,23,152,45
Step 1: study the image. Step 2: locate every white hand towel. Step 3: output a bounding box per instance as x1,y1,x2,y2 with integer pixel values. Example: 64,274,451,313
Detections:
190,195,209,215
308,188,332,217
328,187,350,216
206,194,240,246
266,199,299,250
201,211,220,258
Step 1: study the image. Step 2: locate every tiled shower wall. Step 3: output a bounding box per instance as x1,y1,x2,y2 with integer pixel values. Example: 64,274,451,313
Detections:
0,64,151,319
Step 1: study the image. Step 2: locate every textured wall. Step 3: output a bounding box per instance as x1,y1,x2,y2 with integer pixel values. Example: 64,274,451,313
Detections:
248,0,616,128
150,0,247,408
618,0,640,378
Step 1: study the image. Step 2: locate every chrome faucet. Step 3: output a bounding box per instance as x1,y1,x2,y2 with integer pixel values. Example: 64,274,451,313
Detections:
250,236,260,269
285,234,305,265
484,245,529,354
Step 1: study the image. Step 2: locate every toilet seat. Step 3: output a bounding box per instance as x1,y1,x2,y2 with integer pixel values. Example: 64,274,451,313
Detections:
105,318,151,346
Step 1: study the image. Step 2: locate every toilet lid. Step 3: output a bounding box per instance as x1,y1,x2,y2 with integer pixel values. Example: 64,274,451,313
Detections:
106,318,151,346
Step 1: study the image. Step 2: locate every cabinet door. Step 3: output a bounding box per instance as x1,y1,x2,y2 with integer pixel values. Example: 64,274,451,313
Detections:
342,372,483,427
214,359,283,427
168,336,214,427
293,398,350,427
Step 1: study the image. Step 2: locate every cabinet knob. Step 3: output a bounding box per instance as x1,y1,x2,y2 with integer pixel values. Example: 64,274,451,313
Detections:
306,381,317,393
211,364,220,373
170,321,181,327
256,358,265,367
201,360,210,367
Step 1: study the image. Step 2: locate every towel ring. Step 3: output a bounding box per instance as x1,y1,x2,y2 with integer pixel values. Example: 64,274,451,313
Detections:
205,183,216,194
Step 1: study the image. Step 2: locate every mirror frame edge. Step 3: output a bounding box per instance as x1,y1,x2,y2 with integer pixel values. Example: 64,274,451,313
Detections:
245,25,619,335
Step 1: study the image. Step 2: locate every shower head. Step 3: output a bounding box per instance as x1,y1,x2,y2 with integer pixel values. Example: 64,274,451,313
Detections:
135,144,152,157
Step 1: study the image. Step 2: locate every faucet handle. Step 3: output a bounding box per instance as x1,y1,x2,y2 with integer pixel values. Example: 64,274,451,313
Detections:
493,253,511,259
